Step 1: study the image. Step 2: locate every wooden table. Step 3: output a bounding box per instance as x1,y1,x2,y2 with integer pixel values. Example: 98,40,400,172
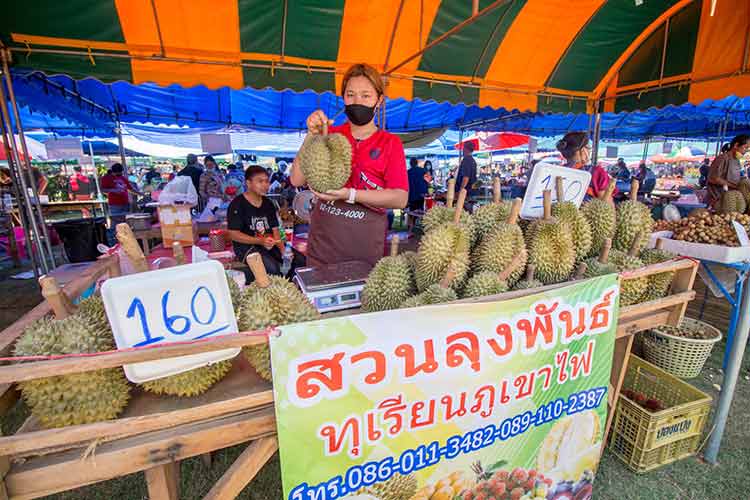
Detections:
133,221,227,255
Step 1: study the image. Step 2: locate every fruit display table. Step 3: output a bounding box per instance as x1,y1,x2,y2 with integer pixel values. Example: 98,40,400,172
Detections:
132,220,226,256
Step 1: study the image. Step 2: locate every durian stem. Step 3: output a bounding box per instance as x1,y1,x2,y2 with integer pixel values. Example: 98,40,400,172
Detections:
389,234,400,257
629,231,644,257
599,238,612,264
172,242,186,265
446,179,456,208
440,264,456,289
655,237,664,250
603,178,616,202
322,121,328,137
508,198,522,225
116,223,149,273
555,176,565,204
246,253,271,288
525,264,536,281
493,177,501,204
630,178,640,202
575,262,588,279
542,190,552,220
39,276,75,319
499,251,524,281
453,188,468,224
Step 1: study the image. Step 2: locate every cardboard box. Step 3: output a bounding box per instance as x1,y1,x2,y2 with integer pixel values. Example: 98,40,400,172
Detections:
158,205,196,247
649,231,750,263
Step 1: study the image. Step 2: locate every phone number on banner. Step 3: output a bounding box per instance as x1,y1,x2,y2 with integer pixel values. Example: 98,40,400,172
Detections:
289,386,607,500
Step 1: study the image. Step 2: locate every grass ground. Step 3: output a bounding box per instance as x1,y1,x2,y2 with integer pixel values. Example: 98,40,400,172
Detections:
0,249,748,499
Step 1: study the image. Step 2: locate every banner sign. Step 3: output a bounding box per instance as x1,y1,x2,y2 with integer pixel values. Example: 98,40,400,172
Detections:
271,276,619,500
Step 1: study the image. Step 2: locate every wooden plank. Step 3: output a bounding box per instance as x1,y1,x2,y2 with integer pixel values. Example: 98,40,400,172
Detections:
617,310,671,339
618,291,696,321
5,408,276,500
203,437,278,500
667,256,699,325
0,358,272,457
603,336,635,449
145,461,180,500
618,258,696,281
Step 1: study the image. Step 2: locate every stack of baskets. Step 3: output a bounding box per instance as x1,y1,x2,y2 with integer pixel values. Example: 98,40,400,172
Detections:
641,317,721,378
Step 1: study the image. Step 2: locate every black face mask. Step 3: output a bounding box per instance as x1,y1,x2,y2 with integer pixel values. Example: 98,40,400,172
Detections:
345,104,376,126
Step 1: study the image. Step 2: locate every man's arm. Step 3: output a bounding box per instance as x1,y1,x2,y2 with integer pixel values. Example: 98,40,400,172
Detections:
227,229,270,247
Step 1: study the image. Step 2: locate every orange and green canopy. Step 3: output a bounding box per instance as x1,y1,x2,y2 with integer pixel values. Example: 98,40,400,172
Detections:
2,0,748,114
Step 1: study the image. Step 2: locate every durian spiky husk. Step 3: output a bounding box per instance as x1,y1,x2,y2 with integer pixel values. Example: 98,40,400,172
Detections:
513,277,543,290
582,258,618,278
639,248,676,302
613,200,653,252
581,198,616,258
298,133,352,192
738,178,750,205
361,254,416,312
141,361,233,397
238,276,319,380
74,295,110,333
421,206,475,244
415,224,470,291
14,315,130,428
226,272,243,312
401,284,457,309
356,472,417,500
462,271,509,299
471,202,511,243
527,220,575,284
609,249,648,306
719,190,747,214
552,202,593,262
472,224,527,286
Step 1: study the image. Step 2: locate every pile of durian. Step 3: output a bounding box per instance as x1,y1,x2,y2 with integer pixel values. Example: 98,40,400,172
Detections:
362,177,676,314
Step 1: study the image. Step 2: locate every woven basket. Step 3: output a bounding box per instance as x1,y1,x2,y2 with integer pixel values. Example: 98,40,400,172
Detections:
642,318,721,379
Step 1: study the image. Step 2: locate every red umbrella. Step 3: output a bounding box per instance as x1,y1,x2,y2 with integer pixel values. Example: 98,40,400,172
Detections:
455,132,529,152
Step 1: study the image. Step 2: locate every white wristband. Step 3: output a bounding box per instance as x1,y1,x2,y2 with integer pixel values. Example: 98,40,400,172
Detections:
346,188,357,204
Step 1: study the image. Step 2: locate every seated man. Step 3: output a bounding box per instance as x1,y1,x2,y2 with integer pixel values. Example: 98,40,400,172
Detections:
228,165,285,279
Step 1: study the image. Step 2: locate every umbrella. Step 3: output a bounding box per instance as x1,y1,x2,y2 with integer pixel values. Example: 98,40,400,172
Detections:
455,132,529,152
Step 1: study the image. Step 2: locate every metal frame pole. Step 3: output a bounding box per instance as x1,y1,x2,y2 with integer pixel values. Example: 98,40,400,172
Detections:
704,264,750,464
88,140,102,200
116,122,127,171
0,67,49,273
591,111,602,166
642,138,650,162
1,52,55,269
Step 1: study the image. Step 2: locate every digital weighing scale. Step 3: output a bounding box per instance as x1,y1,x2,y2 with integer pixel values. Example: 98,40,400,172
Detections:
293,260,371,313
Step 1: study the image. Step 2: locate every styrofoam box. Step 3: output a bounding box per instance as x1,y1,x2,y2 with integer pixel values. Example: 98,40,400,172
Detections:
649,231,750,263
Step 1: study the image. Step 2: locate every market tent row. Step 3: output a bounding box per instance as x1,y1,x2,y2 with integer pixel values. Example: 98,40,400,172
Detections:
9,70,750,142
1,0,748,114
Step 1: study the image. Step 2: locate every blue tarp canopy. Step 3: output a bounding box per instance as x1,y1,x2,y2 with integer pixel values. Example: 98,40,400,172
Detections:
8,70,750,141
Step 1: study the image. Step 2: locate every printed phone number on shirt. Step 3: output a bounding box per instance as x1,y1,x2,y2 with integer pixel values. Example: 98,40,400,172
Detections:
319,203,366,219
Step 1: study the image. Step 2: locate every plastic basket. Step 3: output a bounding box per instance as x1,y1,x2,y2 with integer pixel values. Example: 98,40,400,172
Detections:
609,355,712,473
642,318,722,378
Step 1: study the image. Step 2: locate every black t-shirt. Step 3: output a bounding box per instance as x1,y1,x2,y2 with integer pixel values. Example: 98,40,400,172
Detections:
455,156,477,193
228,194,280,260
407,166,428,202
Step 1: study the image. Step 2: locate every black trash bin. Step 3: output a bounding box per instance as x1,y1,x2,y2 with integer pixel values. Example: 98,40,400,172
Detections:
52,217,107,263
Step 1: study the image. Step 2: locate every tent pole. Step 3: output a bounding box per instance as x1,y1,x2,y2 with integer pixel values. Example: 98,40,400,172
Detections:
704,274,750,464
88,140,103,200
0,106,39,280
642,138,650,162
116,122,127,170
1,53,55,269
591,110,602,166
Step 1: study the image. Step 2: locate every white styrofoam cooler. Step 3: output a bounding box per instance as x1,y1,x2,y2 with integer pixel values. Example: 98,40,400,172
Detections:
649,231,750,263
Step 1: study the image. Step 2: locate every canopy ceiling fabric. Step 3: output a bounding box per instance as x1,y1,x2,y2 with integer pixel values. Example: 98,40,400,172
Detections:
2,0,748,114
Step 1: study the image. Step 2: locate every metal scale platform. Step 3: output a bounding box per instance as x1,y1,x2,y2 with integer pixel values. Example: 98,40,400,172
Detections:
293,260,371,313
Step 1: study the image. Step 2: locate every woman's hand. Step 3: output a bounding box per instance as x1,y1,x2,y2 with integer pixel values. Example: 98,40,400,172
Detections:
312,188,349,202
307,110,333,135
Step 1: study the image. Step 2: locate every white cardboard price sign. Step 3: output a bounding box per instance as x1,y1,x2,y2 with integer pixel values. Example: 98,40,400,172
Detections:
521,163,592,219
101,260,240,383
732,221,750,247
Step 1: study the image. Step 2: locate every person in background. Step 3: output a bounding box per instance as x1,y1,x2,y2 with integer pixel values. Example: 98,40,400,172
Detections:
225,163,246,198
407,158,429,211
699,158,710,188
707,134,750,208
556,132,613,199
101,163,140,219
199,155,225,202
270,162,288,185
635,162,656,194
31,166,48,195
615,158,631,183
144,166,161,185
227,165,285,279
455,142,477,197
69,166,92,200
177,153,203,195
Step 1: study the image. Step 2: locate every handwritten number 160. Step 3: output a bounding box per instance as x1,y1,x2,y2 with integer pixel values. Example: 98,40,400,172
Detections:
127,286,217,347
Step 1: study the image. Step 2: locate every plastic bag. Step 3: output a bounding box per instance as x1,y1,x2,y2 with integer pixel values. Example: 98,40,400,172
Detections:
159,176,198,206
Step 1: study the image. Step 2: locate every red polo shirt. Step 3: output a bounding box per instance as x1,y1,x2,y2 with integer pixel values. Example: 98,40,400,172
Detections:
328,123,408,195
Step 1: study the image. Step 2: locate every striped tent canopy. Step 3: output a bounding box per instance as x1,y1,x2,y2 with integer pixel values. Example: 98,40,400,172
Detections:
2,0,748,115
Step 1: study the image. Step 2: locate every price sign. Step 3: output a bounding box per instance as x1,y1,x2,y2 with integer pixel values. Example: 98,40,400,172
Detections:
101,260,240,383
520,163,591,219
732,221,750,247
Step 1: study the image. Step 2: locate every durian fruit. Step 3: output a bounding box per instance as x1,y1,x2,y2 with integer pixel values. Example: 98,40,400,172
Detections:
639,238,676,302
14,280,130,428
462,251,524,299
74,294,110,333
362,235,417,312
738,178,750,206
239,254,320,381
613,179,653,252
527,190,576,284
422,179,476,245
355,472,417,500
226,271,243,312
297,128,352,192
719,189,747,214
472,177,511,245
415,189,471,291
401,271,458,309
141,361,233,397
610,234,649,306
513,264,543,291
472,198,528,286
583,238,618,279
552,176,592,262
581,178,617,258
